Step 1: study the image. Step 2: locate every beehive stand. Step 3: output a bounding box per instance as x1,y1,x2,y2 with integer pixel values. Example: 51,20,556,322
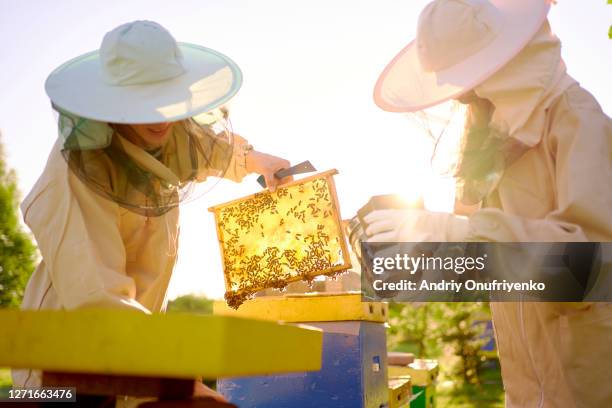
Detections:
215,293,390,408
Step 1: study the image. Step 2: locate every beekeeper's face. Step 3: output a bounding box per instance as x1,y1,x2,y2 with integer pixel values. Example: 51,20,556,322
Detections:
126,122,175,148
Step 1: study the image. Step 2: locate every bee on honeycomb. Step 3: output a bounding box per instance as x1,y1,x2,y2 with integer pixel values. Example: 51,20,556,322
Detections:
210,170,351,308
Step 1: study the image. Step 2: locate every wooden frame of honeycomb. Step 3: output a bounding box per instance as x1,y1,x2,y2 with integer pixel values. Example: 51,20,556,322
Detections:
209,170,351,308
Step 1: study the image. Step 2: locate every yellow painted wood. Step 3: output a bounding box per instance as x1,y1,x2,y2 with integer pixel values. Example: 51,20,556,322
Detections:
388,359,439,386
388,375,412,408
424,385,436,408
208,170,339,211
0,310,322,379
213,292,388,323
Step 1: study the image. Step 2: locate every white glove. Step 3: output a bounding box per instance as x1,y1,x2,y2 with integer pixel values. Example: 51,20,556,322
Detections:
364,209,469,242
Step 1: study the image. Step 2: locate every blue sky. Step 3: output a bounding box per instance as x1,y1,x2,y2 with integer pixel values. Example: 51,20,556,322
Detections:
1,0,610,299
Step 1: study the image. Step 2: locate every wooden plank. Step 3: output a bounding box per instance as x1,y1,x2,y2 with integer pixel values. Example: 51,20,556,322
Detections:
326,170,352,271
139,400,236,407
0,310,322,378
42,372,196,398
388,352,415,366
214,292,388,323
388,375,412,408
207,169,339,211
40,373,238,407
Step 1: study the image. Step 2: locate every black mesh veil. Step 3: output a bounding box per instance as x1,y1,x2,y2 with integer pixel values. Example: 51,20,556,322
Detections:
56,106,236,217
406,99,520,205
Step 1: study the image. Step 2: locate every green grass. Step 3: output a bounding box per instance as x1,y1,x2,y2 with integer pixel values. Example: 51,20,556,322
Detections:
0,368,11,387
0,368,12,400
390,341,421,356
436,359,504,408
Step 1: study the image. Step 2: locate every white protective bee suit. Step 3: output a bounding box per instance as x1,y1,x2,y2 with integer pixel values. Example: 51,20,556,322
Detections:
12,128,250,389
11,19,255,393
368,1,612,405
466,23,612,408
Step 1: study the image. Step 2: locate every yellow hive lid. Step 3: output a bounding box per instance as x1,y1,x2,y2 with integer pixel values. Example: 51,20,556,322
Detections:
0,310,323,379
388,359,439,386
214,292,388,323
388,375,413,408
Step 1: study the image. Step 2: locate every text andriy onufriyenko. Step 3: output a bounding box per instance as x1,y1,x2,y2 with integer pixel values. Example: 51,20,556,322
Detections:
373,279,546,292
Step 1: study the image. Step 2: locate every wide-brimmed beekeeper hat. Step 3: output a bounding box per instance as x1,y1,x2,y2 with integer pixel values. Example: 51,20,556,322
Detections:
373,0,550,112
45,20,242,124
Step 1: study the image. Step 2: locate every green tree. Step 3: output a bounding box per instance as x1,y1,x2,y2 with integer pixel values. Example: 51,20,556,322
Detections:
433,302,489,385
167,294,214,314
388,302,443,358
0,133,37,308
388,302,491,386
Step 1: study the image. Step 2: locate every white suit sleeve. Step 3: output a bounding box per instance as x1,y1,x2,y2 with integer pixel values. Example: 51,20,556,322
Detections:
21,166,150,313
468,94,612,242
221,133,250,183
195,132,250,183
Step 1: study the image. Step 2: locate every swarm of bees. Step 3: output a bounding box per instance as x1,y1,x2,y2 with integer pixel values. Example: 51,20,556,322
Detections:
210,171,351,308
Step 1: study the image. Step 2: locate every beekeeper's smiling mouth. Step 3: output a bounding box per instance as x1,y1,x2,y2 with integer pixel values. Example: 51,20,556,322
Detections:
146,124,171,136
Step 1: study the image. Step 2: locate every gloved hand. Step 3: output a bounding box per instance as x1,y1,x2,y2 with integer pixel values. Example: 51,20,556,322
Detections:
364,209,469,242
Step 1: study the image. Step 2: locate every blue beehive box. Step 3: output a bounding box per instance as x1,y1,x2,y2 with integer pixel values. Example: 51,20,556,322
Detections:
218,320,389,408
214,294,390,407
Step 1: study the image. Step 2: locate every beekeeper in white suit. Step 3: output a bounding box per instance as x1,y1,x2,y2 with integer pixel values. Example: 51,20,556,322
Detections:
366,0,611,406
13,20,291,403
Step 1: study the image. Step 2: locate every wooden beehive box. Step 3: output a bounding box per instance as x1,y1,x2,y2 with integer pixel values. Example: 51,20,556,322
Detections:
209,170,351,308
